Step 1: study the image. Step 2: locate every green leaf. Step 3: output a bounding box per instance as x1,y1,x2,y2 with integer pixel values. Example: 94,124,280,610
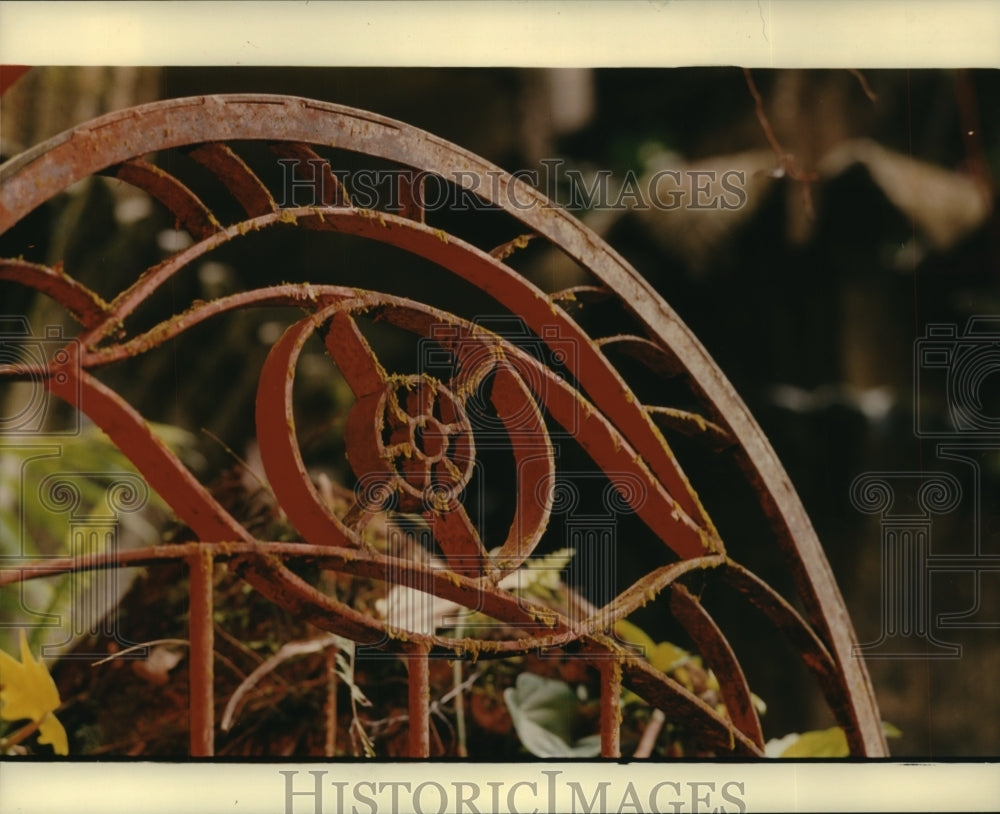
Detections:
780,726,848,758
503,673,601,758
0,424,201,654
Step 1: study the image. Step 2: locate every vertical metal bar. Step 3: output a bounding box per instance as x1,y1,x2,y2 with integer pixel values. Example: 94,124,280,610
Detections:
600,660,623,758
406,647,431,757
324,644,339,758
188,549,215,756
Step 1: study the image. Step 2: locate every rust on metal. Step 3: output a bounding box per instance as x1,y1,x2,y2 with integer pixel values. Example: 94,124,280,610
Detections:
600,660,623,758
110,159,223,240
667,584,764,749
407,648,432,758
0,94,887,758
188,549,216,757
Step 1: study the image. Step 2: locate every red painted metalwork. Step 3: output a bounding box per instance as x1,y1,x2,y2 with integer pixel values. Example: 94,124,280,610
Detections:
0,94,886,757
0,65,31,96
188,549,216,757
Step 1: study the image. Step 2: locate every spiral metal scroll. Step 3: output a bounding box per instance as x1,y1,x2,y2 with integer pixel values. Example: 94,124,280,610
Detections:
0,94,885,757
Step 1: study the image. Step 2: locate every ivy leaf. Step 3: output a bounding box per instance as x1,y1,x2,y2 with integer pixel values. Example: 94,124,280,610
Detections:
503,673,601,758
0,630,68,755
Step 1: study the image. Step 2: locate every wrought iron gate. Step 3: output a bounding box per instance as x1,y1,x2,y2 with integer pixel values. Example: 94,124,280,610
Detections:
0,94,886,757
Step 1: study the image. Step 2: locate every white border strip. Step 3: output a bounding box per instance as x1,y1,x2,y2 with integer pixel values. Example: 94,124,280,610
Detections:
0,0,998,68
1,762,999,813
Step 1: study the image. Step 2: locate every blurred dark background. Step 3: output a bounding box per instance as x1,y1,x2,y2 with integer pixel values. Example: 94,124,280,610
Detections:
2,67,998,756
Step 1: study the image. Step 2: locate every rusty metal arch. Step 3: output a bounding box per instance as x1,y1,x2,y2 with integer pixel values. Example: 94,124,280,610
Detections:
0,94,885,757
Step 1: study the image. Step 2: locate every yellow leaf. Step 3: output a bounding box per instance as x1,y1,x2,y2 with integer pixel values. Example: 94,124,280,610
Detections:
0,631,68,755
650,641,691,674
780,726,848,758
614,619,693,673
614,619,656,652
882,721,903,738
37,713,69,756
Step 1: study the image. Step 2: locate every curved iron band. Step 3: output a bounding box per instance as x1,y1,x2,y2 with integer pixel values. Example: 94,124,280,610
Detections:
256,294,709,568
668,584,765,749
719,561,853,727
28,275,705,568
0,259,110,330
0,101,715,544
15,201,714,562
607,645,762,755
43,345,253,546
71,203,715,555
83,284,358,364
110,159,223,240
27,197,715,563
255,297,554,577
268,142,350,207
15,274,722,642
325,306,551,574
0,94,883,753
186,142,279,218
0,542,680,654
577,555,849,742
